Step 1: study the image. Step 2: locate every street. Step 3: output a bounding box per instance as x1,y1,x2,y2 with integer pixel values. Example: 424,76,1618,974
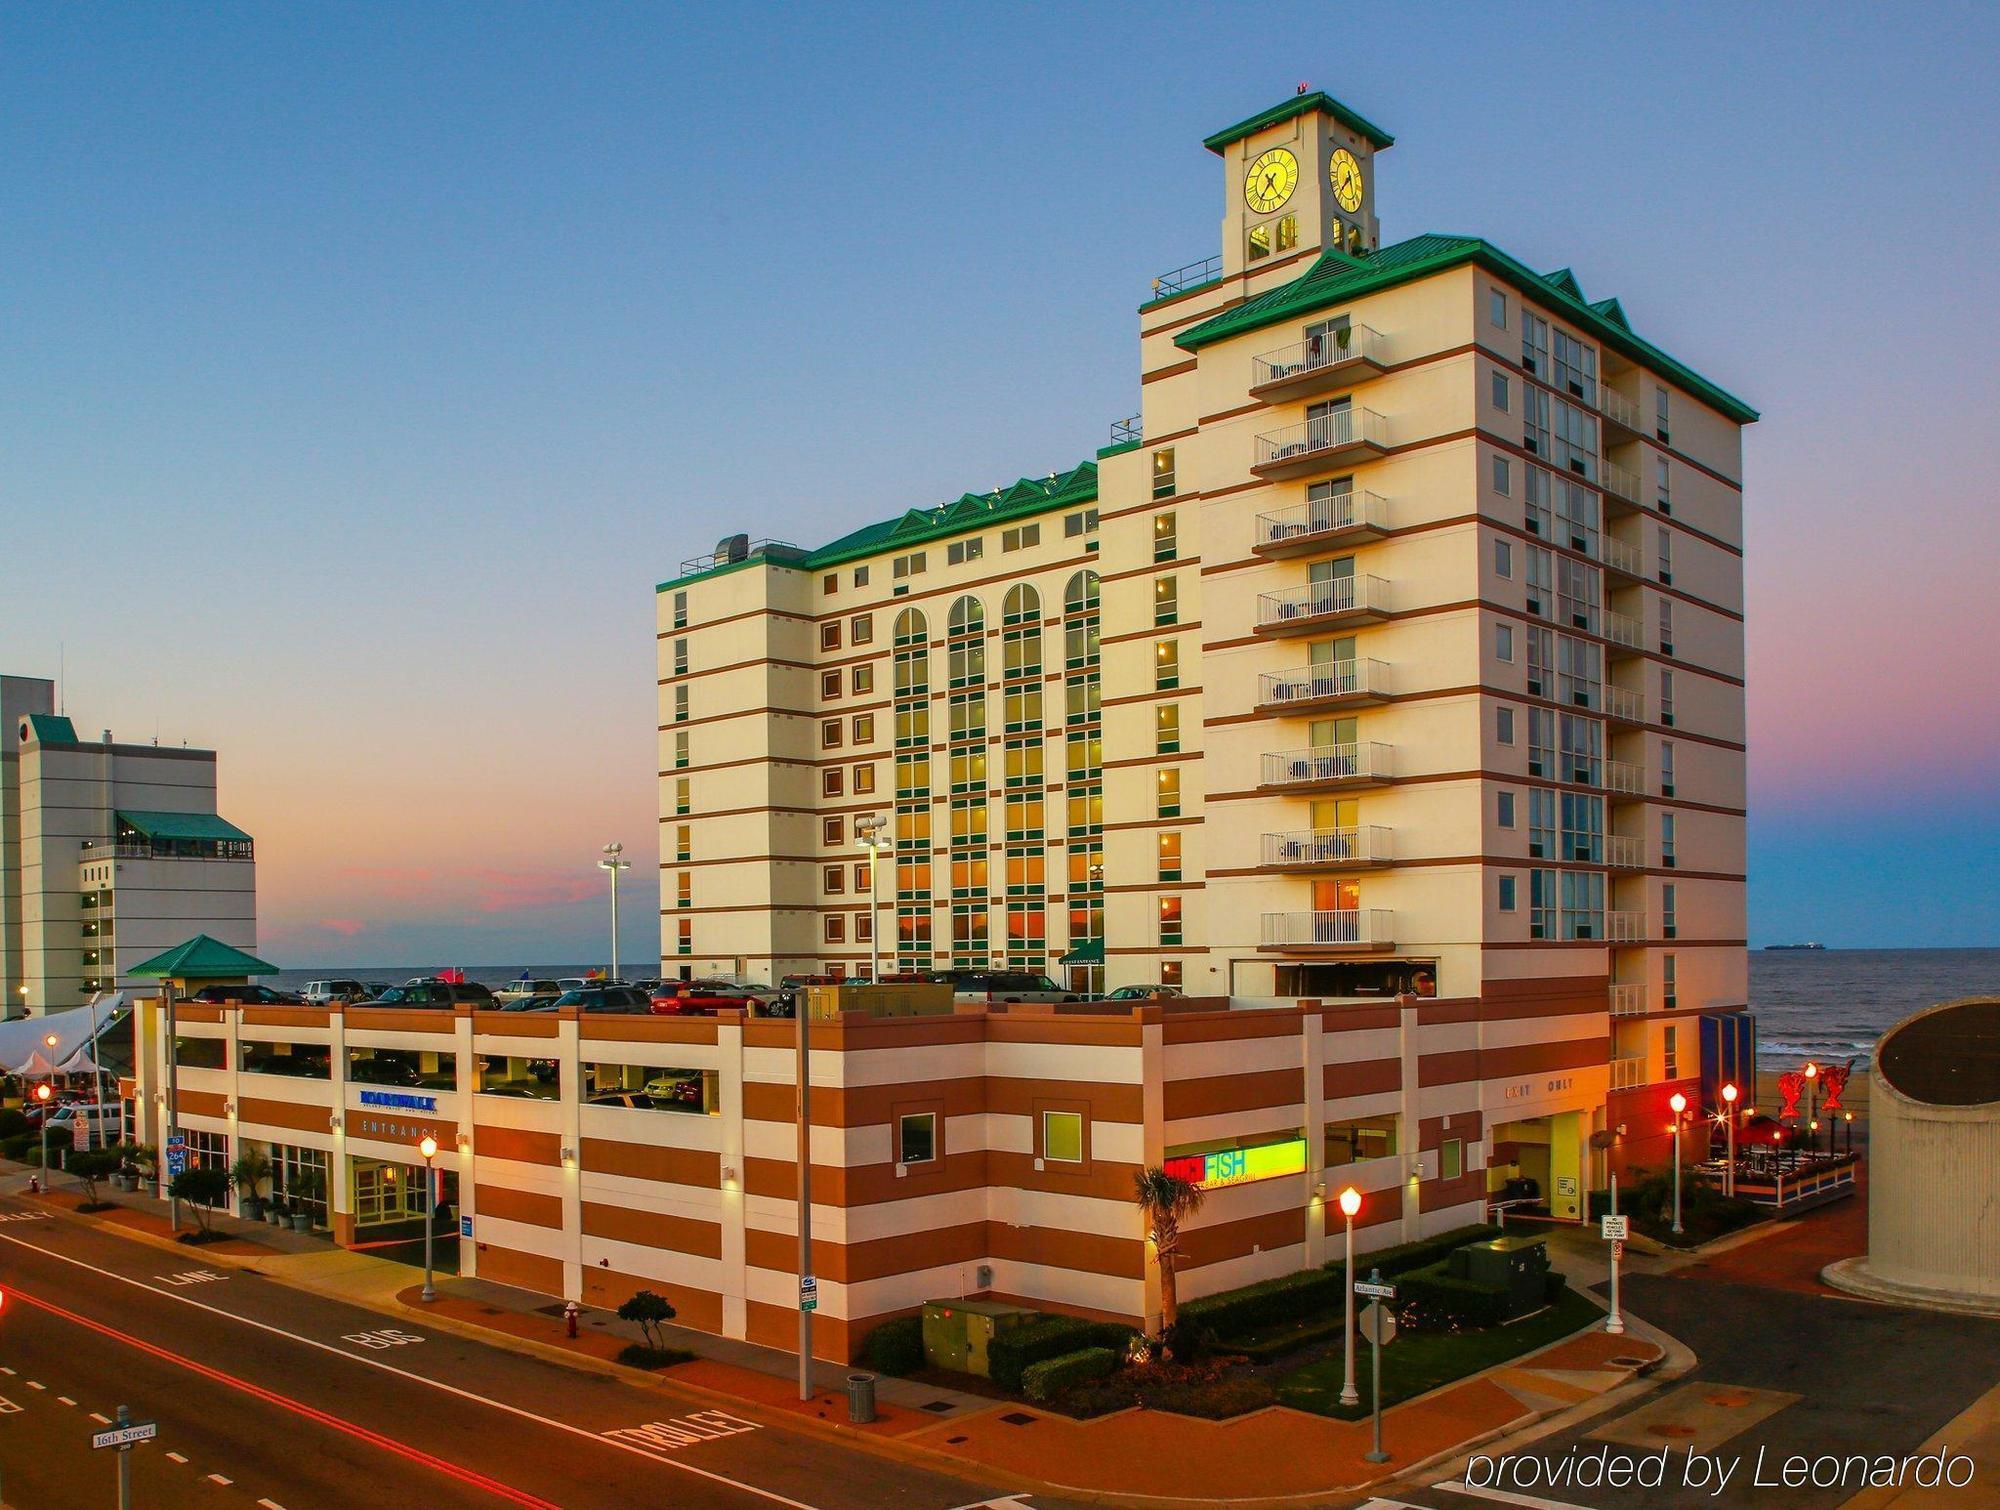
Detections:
0,1196,1065,1509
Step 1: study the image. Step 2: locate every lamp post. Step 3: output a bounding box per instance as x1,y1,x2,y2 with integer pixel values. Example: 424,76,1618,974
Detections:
418,1134,439,1303
1668,1091,1688,1235
1338,1186,1362,1407
34,1083,51,1189
597,844,630,983
856,815,888,982
1844,1111,1855,1157
1803,1061,1819,1152
1721,1082,1739,1197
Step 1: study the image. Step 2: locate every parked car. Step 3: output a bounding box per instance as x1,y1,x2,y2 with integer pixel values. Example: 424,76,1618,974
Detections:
585,1091,658,1110
497,993,560,1013
493,977,562,1005
927,969,1079,1006
300,979,370,1004
1103,984,1185,1000
42,1102,124,1148
641,1074,707,1108
648,980,760,1016
547,985,650,1014
348,1056,422,1087
358,979,496,1008
187,984,304,1006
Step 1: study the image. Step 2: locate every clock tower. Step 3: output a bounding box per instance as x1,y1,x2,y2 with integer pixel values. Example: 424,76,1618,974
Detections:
1209,90,1393,278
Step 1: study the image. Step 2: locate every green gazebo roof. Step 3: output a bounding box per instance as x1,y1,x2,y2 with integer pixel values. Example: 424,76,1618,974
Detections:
117,810,254,843
128,934,279,980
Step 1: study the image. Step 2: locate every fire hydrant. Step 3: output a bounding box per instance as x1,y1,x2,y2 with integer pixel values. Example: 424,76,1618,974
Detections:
27,1175,39,1196
564,1301,580,1339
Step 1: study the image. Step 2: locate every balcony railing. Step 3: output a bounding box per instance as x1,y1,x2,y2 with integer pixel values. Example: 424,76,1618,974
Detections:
1602,608,1642,650
1261,825,1393,869
1600,534,1642,576
1609,984,1645,1017
1606,910,1647,943
1603,685,1646,724
1253,408,1389,472
1109,414,1142,446
1256,574,1391,631
1260,909,1393,949
1251,326,1386,388
1260,741,1395,789
1151,254,1222,300
1606,834,1645,869
1253,490,1389,552
1599,385,1642,435
1601,460,1642,505
79,838,254,862
1610,1056,1647,1090
1258,658,1391,708
1601,757,1646,795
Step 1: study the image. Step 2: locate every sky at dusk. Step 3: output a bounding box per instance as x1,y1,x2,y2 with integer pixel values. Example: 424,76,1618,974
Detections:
4,2,1997,963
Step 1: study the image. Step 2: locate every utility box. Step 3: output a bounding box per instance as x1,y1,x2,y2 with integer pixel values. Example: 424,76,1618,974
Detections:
807,982,954,1021
1451,1234,1552,1319
921,1299,1037,1377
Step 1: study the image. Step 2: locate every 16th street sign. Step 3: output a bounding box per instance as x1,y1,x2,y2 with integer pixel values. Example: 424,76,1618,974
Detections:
91,1420,156,1451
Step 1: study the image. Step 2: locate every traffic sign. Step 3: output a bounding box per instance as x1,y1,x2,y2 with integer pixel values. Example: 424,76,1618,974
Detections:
92,1420,156,1451
1358,1300,1397,1347
1600,1214,1629,1240
71,1117,90,1152
164,1137,189,1178
799,1275,818,1312
1612,1239,1626,1261
1353,1279,1398,1299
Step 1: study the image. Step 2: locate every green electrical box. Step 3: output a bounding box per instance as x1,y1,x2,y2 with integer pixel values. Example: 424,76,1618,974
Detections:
921,1299,1037,1377
1451,1234,1552,1320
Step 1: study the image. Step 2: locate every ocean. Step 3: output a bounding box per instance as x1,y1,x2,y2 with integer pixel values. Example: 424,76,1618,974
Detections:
273,949,2000,1069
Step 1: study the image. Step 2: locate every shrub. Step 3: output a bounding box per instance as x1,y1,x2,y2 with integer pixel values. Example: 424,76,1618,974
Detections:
617,1290,678,1352
67,1147,126,1208
1059,1358,1275,1420
1327,1222,1503,1285
0,1108,27,1138
989,1316,1137,1393
1393,1260,1508,1331
1544,1270,1569,1305
1223,1314,1349,1363
2,1133,35,1163
169,1165,231,1234
860,1315,924,1377
1180,1268,1347,1341
1021,1346,1119,1402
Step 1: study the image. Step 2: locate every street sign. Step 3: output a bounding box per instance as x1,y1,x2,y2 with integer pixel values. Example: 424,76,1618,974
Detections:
1600,1214,1629,1240
164,1137,189,1178
72,1117,90,1152
1612,1240,1626,1261
799,1275,818,1312
459,1215,472,1238
1354,1279,1398,1299
92,1421,156,1451
1358,1300,1397,1347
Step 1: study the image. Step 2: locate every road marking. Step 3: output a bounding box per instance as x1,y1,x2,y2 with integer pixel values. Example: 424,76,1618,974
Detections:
157,1269,226,1287
89,1411,112,1423
167,1452,189,1464
259,1500,288,1509
604,1409,760,1451
0,1232,818,1508
57,1394,76,1405
1,1365,14,1374
341,1327,425,1349
0,1396,20,1415
0,1211,51,1223
26,1380,44,1390
1440,1481,1602,1510
207,1473,234,1485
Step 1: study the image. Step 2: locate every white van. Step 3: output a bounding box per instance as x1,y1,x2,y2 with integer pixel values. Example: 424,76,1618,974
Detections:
44,1102,123,1149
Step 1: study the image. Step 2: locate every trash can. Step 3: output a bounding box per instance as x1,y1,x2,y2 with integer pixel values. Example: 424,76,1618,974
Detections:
845,1372,877,1424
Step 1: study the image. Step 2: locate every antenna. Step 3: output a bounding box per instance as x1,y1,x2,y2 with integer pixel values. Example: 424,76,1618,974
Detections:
58,643,65,714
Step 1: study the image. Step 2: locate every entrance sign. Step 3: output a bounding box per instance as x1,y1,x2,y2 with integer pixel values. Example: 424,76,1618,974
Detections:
358,1089,439,1113
1164,1137,1308,1191
1600,1214,1629,1240
92,1420,156,1450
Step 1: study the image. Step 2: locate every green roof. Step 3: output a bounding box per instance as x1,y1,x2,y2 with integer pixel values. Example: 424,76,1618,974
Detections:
659,462,1100,592
1175,234,1759,423
116,810,253,844
128,934,279,980
1204,91,1394,154
22,714,77,744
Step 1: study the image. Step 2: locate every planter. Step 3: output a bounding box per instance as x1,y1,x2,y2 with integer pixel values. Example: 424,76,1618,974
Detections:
265,1207,287,1227
241,1198,265,1222
114,1173,139,1193
290,1212,312,1233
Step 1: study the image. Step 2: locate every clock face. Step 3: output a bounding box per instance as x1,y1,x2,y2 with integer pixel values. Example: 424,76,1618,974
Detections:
1244,147,1299,215
1330,149,1365,213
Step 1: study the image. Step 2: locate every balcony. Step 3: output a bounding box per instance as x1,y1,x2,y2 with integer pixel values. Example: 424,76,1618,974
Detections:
1603,686,1647,726
1150,254,1222,302
1249,326,1388,401
1252,490,1391,556
1259,909,1395,952
1610,1056,1647,1091
1255,575,1391,635
1601,460,1642,508
1602,607,1642,651
1252,408,1389,480
1257,659,1391,713
1609,984,1645,1017
1260,825,1394,872
1600,533,1643,579
1109,414,1142,446
1606,834,1645,869
1260,741,1396,792
1605,910,1648,943
1601,757,1646,796
1599,385,1643,442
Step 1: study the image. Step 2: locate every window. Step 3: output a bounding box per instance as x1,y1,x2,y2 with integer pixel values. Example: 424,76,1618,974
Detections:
1552,396,1598,478
1661,812,1678,868
821,670,842,701
675,825,691,862
821,719,842,750
853,565,870,588
676,918,692,955
1660,741,1676,797
1153,511,1177,562
1497,706,1515,745
1655,385,1671,445
1522,384,1551,458
1494,539,1513,579
674,777,690,816
893,552,927,579
898,1112,937,1165
824,914,846,944
1492,455,1511,496
673,638,689,675
823,816,844,846
1155,639,1179,690
1490,371,1510,413
822,574,838,596
673,731,689,769
1440,1138,1464,1180
1498,874,1517,912
1159,895,1183,946
854,862,871,891
1527,707,1553,775
1657,526,1673,585
820,622,841,652
1658,599,1674,656
1553,329,1596,403
1158,831,1182,882
852,713,874,743
1325,1115,1397,1167
823,865,845,895
1489,288,1507,328
1155,703,1180,754
1002,523,1040,552
1521,312,1549,377
673,686,689,723
1496,623,1515,663
676,871,691,909
1656,457,1672,514
1498,791,1516,829
853,763,876,794
1528,788,1556,859
1160,960,1184,986
672,591,688,629
1663,953,1678,1011
1157,768,1181,818
1663,1022,1679,1078
1064,508,1099,538
947,537,984,566
1660,669,1677,727
1247,220,1273,260
1042,1110,1084,1164
1530,868,1556,939
855,910,873,943
1154,575,1178,626
823,768,844,797
852,663,874,695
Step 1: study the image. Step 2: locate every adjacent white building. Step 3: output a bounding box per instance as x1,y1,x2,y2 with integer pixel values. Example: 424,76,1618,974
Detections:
1,675,257,1014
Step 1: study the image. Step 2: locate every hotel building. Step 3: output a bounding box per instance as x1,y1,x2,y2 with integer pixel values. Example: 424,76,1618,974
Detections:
2,675,258,1013
656,93,1756,1189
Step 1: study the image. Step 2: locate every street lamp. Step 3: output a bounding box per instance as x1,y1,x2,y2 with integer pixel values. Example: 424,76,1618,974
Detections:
1337,1187,1362,1407
1721,1082,1739,1197
34,1083,52,1190
855,815,889,982
1803,1061,1819,1151
1668,1091,1688,1235
1844,1110,1855,1157
597,844,631,983
418,1134,439,1303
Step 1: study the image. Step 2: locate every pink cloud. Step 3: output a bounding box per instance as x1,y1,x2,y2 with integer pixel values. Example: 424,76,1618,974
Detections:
470,868,604,914
318,918,368,937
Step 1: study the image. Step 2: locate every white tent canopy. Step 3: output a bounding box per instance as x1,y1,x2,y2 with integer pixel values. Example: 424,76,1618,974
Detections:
0,998,129,1077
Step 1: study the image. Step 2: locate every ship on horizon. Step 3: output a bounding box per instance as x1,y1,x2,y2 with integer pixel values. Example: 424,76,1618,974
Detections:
1764,942,1828,951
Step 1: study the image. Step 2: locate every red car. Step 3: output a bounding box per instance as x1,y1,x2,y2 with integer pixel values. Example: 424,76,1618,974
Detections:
648,981,758,1016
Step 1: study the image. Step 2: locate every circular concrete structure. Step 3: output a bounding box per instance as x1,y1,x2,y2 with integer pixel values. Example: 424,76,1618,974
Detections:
1825,997,2000,1314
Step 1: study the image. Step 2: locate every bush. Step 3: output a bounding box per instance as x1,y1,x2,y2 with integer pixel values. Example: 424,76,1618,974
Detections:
1393,1261,1509,1331
1059,1359,1275,1420
1,1133,34,1163
616,1290,678,1352
0,1108,28,1138
1021,1346,1119,1402
1328,1222,1502,1285
1223,1314,1349,1363
169,1165,231,1234
1180,1268,1347,1341
988,1316,1137,1393
859,1315,924,1376
1544,1270,1569,1305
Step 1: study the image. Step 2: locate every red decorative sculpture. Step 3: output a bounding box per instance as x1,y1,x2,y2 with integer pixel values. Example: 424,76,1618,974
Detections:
1819,1059,1853,1113
1776,1070,1805,1121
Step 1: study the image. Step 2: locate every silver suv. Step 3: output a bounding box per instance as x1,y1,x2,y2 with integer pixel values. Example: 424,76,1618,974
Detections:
928,969,1080,1006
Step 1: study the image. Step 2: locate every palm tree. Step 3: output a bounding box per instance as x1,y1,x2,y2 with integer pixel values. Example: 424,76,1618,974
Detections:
1133,1166,1204,1346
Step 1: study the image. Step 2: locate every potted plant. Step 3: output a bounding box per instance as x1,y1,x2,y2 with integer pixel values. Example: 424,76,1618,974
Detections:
265,1194,288,1226
119,1143,157,1195
231,1147,272,1221
290,1170,324,1232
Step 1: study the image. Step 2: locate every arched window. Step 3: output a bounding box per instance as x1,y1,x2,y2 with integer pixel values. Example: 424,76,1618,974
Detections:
893,607,927,646
1002,584,1039,625
947,596,985,688
1063,571,1099,615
